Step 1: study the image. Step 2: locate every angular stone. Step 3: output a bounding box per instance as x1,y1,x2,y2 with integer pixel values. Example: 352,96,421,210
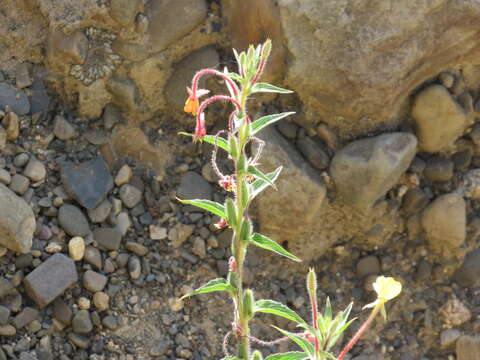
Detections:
177,171,212,201
0,83,30,115
58,204,90,237
87,199,112,223
60,157,113,209
53,115,77,140
453,248,480,287
119,184,142,208
53,298,72,325
457,335,480,360
72,310,93,334
83,270,107,293
254,127,327,260
0,305,10,325
0,277,14,299
24,253,78,308
93,227,122,251
412,85,467,153
422,193,466,259
29,78,50,121
0,184,35,253
330,133,417,210
114,164,132,186
12,307,38,329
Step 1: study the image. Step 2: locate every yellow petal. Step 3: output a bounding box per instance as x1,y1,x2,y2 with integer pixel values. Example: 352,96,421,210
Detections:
372,276,402,302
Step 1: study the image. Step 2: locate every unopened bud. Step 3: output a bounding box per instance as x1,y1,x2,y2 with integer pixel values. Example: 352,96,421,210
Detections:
261,39,272,60
251,350,263,360
242,289,255,320
228,256,237,272
307,268,317,302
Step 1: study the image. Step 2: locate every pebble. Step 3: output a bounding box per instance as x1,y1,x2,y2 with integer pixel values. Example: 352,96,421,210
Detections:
115,211,132,236
84,246,102,270
149,225,167,240
68,236,85,261
0,305,10,325
45,242,62,254
78,297,91,310
83,270,108,292
3,111,19,140
192,237,206,259
424,156,454,182
168,298,184,312
72,310,93,334
102,315,118,330
128,256,141,279
277,121,298,139
296,136,330,170
402,188,429,215
115,164,133,186
119,184,143,208
177,171,212,201
9,174,30,195
171,224,194,248
125,242,148,256
53,298,72,325
12,307,38,329
93,292,109,311
201,163,218,183
14,153,29,167
68,333,89,349
441,328,461,349
93,227,122,251
0,324,16,336
0,169,10,185
23,158,46,182
356,256,381,278
453,248,480,286
456,335,480,360
53,115,77,140
87,199,112,223
0,127,5,151
58,204,90,237
439,297,471,327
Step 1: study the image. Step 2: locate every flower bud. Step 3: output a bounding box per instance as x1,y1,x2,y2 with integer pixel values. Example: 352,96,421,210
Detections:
261,39,272,61
251,350,263,360
242,289,255,321
307,268,317,297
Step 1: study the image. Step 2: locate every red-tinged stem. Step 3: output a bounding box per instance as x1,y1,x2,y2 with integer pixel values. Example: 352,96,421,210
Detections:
251,58,267,84
192,68,240,96
336,305,380,360
196,95,242,134
309,292,320,356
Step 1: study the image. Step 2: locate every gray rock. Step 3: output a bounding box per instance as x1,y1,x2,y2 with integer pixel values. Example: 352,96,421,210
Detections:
424,156,454,182
412,85,467,153
0,305,10,325
93,227,122,251
456,335,480,360
87,199,112,223
53,298,72,325
177,171,212,201
296,136,330,170
9,174,30,195
72,310,93,334
12,307,38,329
60,157,113,209
453,248,480,287
422,193,466,259
58,204,90,237
119,184,142,208
102,315,118,330
0,277,14,299
356,256,380,278
24,253,78,308
277,121,298,139
53,115,77,140
330,132,417,210
83,270,107,293
0,127,5,152
23,158,47,182
0,83,30,115
0,184,35,253
29,78,49,121
128,256,141,279
84,246,103,270
441,328,461,349
67,333,89,349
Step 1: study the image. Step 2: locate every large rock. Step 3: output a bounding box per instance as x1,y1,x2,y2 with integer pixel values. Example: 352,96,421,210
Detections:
0,184,35,253
411,85,468,153
330,133,417,210
24,253,78,308
253,127,327,260
277,0,480,137
60,157,113,209
421,193,466,259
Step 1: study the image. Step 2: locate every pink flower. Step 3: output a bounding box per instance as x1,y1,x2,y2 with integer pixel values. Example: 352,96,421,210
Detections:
219,176,235,192
214,218,228,230
194,113,207,142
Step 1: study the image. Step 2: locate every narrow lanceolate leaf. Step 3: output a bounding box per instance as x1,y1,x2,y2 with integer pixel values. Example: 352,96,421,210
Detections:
181,278,235,299
251,112,295,135
247,165,278,190
271,326,314,357
178,132,229,153
251,166,283,200
178,199,225,219
251,233,301,262
265,352,308,360
252,83,294,94
255,300,306,325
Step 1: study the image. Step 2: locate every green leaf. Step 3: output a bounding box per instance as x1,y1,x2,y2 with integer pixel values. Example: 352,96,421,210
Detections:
265,352,308,360
255,300,306,325
318,351,337,360
251,167,283,200
178,132,229,153
252,83,293,94
247,166,278,190
251,112,295,135
181,278,235,299
178,199,225,219
222,356,241,360
272,326,314,357
251,233,301,262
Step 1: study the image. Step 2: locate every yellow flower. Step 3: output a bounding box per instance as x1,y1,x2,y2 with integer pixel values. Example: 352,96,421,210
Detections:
373,276,402,302
184,96,199,116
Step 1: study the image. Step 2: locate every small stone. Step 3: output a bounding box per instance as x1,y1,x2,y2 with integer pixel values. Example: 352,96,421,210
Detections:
115,164,133,186
0,305,10,325
53,115,77,140
0,169,11,185
119,184,142,208
3,111,19,140
456,335,480,360
29,78,49,120
402,188,429,215
104,258,116,273
9,174,30,195
115,211,131,236
45,242,62,254
58,204,90,237
14,153,29,168
125,242,148,256
24,254,78,308
0,324,16,336
93,292,109,312
453,248,480,286
23,158,46,182
68,236,85,261
72,310,93,334
460,169,480,199
68,333,89,349
0,127,5,151
149,225,167,240
84,246,102,270
277,121,298,139
356,256,380,278
83,270,108,293
53,298,72,325
0,83,30,115
171,224,194,248
452,149,472,171
93,227,122,251
15,63,31,88
439,297,471,327
87,199,112,223
439,72,455,88
101,315,118,330
13,307,38,329
78,297,90,310
316,123,338,150
168,298,184,312
177,171,212,201
424,156,454,182
296,136,330,170
192,237,206,259
441,328,461,349
128,256,141,279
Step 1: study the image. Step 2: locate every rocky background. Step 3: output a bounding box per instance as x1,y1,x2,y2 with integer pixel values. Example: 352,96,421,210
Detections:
1,0,480,359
